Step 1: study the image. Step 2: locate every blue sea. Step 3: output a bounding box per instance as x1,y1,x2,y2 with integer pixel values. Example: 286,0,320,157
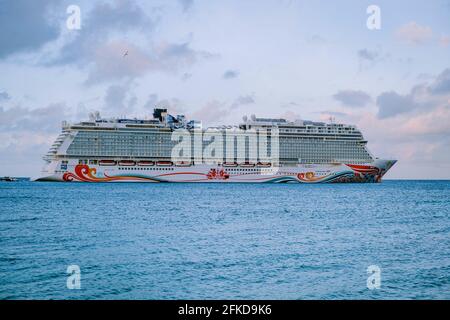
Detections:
0,180,449,300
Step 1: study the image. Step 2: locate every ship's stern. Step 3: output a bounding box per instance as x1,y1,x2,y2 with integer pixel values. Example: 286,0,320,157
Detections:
31,160,64,182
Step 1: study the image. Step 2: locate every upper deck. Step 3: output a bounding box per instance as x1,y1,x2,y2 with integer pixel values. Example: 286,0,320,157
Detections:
62,110,364,140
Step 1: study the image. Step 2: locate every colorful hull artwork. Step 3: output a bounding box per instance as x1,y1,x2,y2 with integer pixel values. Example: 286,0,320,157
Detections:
33,160,397,183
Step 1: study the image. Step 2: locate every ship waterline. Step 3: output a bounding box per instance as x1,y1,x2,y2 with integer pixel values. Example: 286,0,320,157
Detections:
33,109,396,183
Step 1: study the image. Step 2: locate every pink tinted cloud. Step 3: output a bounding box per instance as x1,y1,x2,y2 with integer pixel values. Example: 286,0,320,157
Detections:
395,22,433,45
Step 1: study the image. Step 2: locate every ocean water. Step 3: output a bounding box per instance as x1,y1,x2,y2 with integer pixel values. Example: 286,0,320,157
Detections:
0,180,449,300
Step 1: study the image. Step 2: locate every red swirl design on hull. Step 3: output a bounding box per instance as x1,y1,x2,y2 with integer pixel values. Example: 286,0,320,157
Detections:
63,164,160,182
346,164,383,182
346,164,381,175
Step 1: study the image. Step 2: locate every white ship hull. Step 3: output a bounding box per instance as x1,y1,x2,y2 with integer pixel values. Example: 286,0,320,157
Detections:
32,159,396,183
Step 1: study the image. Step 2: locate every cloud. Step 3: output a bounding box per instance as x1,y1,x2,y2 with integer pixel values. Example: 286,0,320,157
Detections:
230,95,255,109
192,100,228,124
0,91,11,101
49,0,154,83
376,68,450,118
357,48,380,62
181,72,192,81
318,110,349,118
0,103,67,133
48,0,214,83
0,0,60,59
179,0,194,12
279,110,302,121
307,35,326,45
440,35,450,47
0,0,214,84
0,103,74,177
153,41,216,70
429,68,450,94
376,91,416,119
52,0,153,66
86,41,154,83
280,101,301,109
103,84,137,115
395,22,433,45
417,73,434,81
0,132,51,176
359,104,450,142
84,40,215,83
143,94,159,110
143,94,186,115
333,90,371,108
357,48,386,70
399,105,450,136
222,70,239,79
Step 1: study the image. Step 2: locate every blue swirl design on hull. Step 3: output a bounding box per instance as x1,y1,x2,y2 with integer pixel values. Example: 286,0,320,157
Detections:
264,170,356,183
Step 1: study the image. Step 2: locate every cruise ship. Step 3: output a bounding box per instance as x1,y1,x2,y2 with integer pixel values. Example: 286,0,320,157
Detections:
33,109,396,183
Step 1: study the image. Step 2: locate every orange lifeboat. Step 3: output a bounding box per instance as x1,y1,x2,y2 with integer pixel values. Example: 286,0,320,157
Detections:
239,162,255,167
99,160,116,166
137,161,155,166
222,162,238,167
118,160,136,166
175,161,191,167
156,161,173,166
257,162,271,167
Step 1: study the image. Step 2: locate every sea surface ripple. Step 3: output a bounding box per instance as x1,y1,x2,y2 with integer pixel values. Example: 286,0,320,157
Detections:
0,180,449,299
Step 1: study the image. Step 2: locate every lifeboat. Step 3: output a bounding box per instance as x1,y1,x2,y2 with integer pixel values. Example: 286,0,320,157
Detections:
118,160,136,166
156,161,173,166
239,162,255,167
257,162,271,167
175,161,191,167
137,161,155,166
99,160,116,166
222,162,238,167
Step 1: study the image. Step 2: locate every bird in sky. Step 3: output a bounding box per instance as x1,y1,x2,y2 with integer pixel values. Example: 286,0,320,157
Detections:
123,50,128,57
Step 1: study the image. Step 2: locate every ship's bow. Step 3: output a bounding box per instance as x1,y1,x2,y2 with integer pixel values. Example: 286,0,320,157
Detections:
374,159,397,180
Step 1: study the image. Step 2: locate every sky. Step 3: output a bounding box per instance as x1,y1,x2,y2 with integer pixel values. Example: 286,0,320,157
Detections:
0,0,449,179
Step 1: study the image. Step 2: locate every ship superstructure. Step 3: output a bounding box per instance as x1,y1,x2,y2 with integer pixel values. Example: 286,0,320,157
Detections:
33,109,396,183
